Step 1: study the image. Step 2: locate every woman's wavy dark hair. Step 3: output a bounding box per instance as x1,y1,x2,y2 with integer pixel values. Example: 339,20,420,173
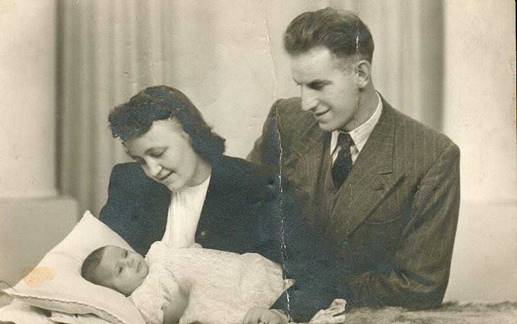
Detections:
109,85,226,163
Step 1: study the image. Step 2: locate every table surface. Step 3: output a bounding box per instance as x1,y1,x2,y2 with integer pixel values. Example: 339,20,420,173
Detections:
1,295,516,324
346,302,517,324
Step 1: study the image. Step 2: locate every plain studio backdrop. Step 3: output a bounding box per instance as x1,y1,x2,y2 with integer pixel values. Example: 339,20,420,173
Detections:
0,0,516,304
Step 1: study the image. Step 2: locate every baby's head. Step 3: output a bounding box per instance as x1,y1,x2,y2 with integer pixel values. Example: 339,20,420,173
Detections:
81,245,149,296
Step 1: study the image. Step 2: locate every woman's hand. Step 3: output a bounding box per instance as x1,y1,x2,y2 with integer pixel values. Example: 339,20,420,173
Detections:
242,307,288,324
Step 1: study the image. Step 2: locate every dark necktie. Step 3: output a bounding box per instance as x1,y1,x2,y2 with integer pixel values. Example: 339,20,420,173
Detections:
332,132,353,188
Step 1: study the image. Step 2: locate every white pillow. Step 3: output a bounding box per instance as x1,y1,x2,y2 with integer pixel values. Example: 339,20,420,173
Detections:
3,211,146,324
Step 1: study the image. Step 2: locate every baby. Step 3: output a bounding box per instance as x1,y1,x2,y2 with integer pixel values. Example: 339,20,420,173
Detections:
81,242,291,324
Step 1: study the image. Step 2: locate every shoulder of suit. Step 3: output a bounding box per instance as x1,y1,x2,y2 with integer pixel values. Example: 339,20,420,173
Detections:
213,156,277,201
214,155,276,186
272,97,316,138
273,97,301,113
112,162,147,179
386,104,460,155
110,162,161,192
113,161,142,174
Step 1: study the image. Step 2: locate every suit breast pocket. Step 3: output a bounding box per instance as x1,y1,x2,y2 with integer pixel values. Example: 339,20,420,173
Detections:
355,205,409,258
363,189,409,225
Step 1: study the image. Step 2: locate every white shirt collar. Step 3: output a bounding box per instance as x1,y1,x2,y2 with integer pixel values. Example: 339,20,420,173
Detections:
330,93,383,159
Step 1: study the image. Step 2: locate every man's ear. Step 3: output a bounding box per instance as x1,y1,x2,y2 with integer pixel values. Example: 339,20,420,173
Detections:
354,60,371,90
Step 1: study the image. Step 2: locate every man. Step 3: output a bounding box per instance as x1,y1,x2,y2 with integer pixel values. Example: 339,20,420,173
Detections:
249,7,460,314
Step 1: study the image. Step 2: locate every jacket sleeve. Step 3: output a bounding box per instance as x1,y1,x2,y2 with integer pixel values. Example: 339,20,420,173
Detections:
249,103,349,321
99,164,132,236
99,163,162,255
270,187,352,322
345,142,461,309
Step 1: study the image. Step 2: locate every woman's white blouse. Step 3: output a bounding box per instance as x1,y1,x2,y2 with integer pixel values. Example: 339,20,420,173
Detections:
162,175,211,248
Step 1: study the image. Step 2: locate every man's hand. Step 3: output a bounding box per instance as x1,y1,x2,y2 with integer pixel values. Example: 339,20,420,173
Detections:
242,307,288,324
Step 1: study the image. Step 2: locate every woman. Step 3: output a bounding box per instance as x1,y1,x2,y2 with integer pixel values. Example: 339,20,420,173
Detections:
100,85,279,261
100,85,346,323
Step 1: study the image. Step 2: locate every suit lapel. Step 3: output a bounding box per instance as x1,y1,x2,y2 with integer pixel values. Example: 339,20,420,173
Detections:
330,103,404,237
281,101,405,238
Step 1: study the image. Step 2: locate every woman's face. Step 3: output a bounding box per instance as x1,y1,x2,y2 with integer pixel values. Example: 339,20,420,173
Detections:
124,119,211,191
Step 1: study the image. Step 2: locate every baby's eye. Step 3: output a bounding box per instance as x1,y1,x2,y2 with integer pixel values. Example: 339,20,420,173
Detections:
118,267,123,274
125,251,128,257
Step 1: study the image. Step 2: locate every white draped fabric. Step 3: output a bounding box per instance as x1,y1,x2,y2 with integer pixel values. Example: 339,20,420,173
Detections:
57,0,443,214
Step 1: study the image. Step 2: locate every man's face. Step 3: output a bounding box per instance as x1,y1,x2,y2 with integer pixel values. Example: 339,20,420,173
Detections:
93,246,149,296
290,47,360,132
124,118,206,192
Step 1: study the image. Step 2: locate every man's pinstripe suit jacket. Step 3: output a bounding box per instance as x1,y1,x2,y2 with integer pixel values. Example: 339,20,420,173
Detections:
249,95,460,309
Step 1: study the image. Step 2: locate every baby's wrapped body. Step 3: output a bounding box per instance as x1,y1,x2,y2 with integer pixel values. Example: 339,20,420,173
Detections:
130,242,290,324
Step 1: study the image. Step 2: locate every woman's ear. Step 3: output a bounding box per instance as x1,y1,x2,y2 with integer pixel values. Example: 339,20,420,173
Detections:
354,60,371,90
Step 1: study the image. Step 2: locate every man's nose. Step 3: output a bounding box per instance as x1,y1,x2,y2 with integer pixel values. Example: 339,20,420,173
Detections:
301,87,318,111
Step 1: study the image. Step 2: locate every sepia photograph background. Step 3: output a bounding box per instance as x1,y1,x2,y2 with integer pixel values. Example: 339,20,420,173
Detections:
1,0,515,305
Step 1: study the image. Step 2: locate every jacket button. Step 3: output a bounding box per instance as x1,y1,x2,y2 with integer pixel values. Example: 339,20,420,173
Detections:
200,230,208,237
341,240,349,248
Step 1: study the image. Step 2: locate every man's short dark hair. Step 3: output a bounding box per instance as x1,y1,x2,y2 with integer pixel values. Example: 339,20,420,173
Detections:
109,85,226,164
81,246,106,285
284,7,374,64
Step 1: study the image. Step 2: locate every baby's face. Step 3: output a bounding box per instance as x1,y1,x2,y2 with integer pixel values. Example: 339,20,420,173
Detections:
94,246,149,296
